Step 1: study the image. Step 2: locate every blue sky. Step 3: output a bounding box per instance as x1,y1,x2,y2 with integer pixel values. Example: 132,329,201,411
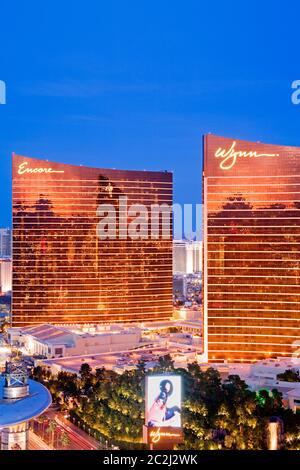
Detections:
0,0,299,227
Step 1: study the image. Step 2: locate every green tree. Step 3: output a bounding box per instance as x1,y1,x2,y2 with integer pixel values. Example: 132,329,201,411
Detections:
277,369,300,382
79,363,93,393
59,431,71,449
46,419,57,448
156,354,174,371
36,361,300,450
80,363,92,381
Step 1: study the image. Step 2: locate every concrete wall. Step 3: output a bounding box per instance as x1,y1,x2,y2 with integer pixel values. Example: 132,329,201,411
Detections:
62,331,141,357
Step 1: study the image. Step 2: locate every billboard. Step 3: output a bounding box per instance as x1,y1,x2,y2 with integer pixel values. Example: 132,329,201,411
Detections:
145,375,181,428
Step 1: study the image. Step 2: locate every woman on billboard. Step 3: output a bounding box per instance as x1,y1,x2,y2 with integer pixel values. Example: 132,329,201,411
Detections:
147,379,181,427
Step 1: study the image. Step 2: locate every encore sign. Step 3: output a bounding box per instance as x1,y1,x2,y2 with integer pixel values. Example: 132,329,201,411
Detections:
215,140,280,170
17,162,65,175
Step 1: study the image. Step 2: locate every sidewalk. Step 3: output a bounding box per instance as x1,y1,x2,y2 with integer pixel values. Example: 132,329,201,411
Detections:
28,430,52,450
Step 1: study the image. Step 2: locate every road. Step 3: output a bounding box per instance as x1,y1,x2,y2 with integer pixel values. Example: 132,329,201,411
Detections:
35,407,101,450
28,430,52,450
54,413,99,450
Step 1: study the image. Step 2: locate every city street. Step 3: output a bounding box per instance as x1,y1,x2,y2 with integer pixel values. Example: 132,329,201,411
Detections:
28,430,51,450
32,407,102,450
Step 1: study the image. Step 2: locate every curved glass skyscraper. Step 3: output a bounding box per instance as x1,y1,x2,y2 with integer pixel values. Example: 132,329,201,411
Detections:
12,154,173,326
204,135,300,362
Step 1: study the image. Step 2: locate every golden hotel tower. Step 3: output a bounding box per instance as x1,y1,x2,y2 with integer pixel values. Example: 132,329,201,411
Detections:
203,135,300,362
12,154,173,326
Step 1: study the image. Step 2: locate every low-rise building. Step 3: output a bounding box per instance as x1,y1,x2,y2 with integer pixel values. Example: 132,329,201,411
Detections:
208,358,300,408
287,389,300,412
0,258,12,294
7,323,141,359
250,358,300,382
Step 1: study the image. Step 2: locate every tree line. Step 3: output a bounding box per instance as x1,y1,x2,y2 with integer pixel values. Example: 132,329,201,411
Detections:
32,355,300,450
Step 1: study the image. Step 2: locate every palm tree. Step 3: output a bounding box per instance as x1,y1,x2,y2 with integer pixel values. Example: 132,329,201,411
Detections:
59,431,71,449
36,414,48,439
46,419,57,448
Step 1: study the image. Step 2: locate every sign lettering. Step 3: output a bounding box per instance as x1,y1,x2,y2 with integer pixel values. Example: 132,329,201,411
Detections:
215,140,279,170
17,162,65,175
149,427,182,444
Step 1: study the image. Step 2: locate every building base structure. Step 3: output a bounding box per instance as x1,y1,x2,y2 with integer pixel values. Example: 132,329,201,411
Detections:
0,359,52,450
1,422,29,450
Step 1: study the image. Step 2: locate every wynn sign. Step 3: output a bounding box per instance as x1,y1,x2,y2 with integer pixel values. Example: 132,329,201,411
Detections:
214,140,279,170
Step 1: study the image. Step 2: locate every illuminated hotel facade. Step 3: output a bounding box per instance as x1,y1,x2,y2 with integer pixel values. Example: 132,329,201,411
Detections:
12,155,173,326
203,135,300,362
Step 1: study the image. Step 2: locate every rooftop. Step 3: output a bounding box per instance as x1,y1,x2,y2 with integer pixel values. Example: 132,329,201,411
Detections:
0,377,52,427
21,324,75,347
287,388,300,398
